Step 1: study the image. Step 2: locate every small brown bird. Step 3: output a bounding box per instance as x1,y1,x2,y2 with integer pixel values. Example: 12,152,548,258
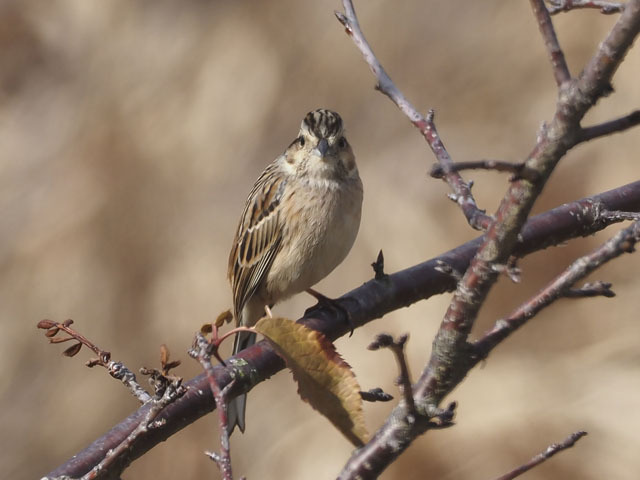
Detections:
227,109,363,433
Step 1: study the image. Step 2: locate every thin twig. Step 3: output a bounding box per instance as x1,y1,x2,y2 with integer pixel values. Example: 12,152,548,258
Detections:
579,110,640,142
599,210,640,222
475,221,640,357
368,334,415,414
335,2,490,231
360,388,393,403
190,332,235,480
430,160,539,182
547,0,626,14
37,319,152,404
531,0,572,85
564,280,615,298
494,431,588,480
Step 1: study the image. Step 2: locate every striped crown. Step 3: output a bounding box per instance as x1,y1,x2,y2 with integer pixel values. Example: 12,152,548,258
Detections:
301,109,343,139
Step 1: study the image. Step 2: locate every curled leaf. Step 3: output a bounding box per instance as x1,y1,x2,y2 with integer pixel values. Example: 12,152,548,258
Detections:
45,327,60,338
62,342,83,357
37,319,56,329
160,344,170,366
255,317,368,447
164,360,181,371
200,323,213,334
215,310,233,327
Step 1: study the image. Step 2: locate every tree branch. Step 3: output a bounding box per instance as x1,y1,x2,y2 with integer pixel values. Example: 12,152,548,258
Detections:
531,0,572,86
430,160,539,182
43,181,640,480
335,5,490,230
474,220,640,358
579,110,640,142
493,431,588,480
547,0,626,14
189,333,236,480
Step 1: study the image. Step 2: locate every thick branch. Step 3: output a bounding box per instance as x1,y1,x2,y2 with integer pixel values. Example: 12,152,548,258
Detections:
44,181,640,480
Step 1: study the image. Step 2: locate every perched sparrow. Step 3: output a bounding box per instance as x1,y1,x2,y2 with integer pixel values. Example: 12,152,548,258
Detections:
227,109,363,433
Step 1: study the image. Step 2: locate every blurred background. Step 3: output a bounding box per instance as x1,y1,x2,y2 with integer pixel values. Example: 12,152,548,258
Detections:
1,1,639,479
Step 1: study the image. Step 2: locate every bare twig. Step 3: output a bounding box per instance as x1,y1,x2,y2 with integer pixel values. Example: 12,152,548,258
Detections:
368,334,415,414
494,431,588,480
579,110,640,142
335,3,490,231
371,249,387,280
564,280,615,297
547,0,626,14
599,210,640,222
531,0,572,85
37,319,152,404
475,221,639,357
189,332,235,480
360,388,393,403
430,160,539,182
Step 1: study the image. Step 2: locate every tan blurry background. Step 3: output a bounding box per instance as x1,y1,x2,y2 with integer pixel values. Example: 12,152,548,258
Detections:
1,1,640,479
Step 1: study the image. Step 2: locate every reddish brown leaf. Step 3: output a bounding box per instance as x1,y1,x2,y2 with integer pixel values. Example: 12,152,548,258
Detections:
62,342,83,357
164,360,181,371
200,323,213,334
160,344,169,366
45,327,60,338
37,319,56,329
255,317,368,447
215,309,233,327
49,337,73,344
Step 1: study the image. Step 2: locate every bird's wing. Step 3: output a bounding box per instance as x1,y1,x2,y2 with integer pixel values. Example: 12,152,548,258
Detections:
228,161,286,324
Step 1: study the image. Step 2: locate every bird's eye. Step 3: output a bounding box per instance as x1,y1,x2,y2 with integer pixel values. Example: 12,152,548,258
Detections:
298,136,305,147
338,137,347,148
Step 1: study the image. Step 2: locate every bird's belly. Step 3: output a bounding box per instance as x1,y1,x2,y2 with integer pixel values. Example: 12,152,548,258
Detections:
262,186,362,303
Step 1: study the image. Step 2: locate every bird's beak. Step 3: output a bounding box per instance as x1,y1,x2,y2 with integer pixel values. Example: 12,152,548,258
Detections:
313,138,329,158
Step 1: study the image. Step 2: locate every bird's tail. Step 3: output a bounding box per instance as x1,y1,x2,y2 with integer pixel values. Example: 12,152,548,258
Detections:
226,330,257,435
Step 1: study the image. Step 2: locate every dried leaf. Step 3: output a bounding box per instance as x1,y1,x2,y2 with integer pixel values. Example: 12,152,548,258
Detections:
50,337,73,344
215,309,233,327
200,323,213,334
62,342,83,357
160,344,169,366
255,317,368,447
45,327,60,338
63,319,74,327
164,360,181,371
37,319,56,329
